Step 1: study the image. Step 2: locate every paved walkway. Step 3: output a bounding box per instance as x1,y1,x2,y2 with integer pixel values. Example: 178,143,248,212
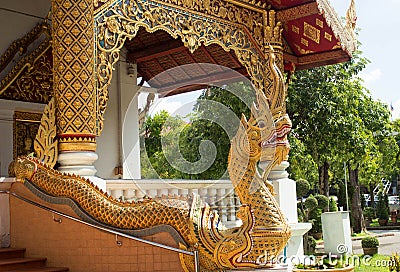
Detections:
352,230,400,255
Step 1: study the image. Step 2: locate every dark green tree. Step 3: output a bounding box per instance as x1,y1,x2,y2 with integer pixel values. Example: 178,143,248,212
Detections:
287,49,396,232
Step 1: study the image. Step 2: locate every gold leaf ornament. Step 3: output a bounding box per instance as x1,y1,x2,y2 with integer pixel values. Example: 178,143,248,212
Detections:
34,97,58,168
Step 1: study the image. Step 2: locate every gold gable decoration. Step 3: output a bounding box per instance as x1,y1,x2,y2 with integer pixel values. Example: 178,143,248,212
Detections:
0,22,52,104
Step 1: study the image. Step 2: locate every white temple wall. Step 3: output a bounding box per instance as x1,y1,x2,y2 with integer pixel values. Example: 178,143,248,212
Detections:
94,65,120,179
95,49,140,179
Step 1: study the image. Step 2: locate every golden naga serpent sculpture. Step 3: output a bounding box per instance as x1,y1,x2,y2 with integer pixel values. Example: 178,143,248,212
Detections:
12,56,291,272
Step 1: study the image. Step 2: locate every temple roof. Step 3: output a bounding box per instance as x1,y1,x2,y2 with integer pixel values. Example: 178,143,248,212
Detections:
123,0,356,94
0,0,356,100
274,0,356,69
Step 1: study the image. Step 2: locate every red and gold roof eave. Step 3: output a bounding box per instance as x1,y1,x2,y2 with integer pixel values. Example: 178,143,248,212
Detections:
276,0,356,70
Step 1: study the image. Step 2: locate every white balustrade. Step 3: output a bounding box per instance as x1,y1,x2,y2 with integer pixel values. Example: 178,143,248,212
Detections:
106,179,241,224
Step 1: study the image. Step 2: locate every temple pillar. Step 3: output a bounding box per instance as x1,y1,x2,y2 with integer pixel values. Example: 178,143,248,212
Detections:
52,0,105,189
119,62,141,180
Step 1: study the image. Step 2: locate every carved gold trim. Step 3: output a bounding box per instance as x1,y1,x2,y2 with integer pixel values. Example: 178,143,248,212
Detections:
94,0,269,135
0,46,52,104
52,0,97,143
316,0,356,55
34,98,58,168
0,22,50,75
0,22,52,104
58,136,97,152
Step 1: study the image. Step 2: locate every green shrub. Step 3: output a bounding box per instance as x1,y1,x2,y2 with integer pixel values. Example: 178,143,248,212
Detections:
309,208,322,233
305,194,318,210
297,207,304,222
296,179,310,198
315,194,329,210
329,197,338,212
361,236,379,248
306,236,317,253
363,207,375,221
377,192,389,220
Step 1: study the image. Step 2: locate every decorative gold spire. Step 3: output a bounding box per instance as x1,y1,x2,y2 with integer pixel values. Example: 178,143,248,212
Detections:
346,0,357,31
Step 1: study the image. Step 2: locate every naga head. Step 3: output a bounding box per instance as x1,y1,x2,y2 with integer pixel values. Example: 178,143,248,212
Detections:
247,90,277,172
12,157,36,182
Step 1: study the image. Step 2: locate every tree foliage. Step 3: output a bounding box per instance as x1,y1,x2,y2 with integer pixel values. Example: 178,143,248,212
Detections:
141,82,255,179
287,48,399,233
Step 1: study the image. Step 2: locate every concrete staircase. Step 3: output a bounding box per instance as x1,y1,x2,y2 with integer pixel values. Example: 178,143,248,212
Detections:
0,248,68,272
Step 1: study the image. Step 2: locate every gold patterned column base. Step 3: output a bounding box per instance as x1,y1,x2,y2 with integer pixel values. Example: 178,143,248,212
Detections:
58,134,97,152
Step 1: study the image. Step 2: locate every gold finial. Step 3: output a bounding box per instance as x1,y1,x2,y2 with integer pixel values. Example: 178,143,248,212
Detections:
346,0,357,31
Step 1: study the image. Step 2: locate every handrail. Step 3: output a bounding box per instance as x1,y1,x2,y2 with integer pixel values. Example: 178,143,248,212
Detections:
0,190,200,271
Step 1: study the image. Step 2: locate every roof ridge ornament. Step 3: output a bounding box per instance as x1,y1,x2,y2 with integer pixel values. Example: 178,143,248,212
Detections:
346,0,357,31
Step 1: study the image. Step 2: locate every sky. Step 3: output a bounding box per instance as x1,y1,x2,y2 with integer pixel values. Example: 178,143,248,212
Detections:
331,0,400,120
142,0,400,120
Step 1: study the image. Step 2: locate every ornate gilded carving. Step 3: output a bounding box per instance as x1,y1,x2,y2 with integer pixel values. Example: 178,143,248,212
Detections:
34,98,58,168
52,0,97,151
0,22,50,75
0,22,52,104
0,51,53,104
316,0,356,55
94,0,268,135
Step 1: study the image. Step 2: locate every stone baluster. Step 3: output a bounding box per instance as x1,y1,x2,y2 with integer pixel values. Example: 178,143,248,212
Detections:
216,188,226,222
226,190,235,222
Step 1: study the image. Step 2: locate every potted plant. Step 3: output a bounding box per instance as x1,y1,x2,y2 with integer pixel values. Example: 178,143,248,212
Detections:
377,192,389,226
361,236,379,255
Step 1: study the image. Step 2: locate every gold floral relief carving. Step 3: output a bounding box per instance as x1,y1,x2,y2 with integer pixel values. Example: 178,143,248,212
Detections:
0,49,53,104
0,21,52,104
53,0,97,143
0,22,50,74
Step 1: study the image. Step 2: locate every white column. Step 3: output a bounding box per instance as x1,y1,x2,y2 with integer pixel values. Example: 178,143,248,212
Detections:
58,152,106,191
119,60,141,179
269,161,311,258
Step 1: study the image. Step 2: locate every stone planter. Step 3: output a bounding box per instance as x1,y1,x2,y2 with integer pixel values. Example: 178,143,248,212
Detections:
362,247,378,256
293,265,354,272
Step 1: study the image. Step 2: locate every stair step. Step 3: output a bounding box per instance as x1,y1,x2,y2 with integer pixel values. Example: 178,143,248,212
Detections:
5,267,69,272
0,249,26,260
0,258,47,271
